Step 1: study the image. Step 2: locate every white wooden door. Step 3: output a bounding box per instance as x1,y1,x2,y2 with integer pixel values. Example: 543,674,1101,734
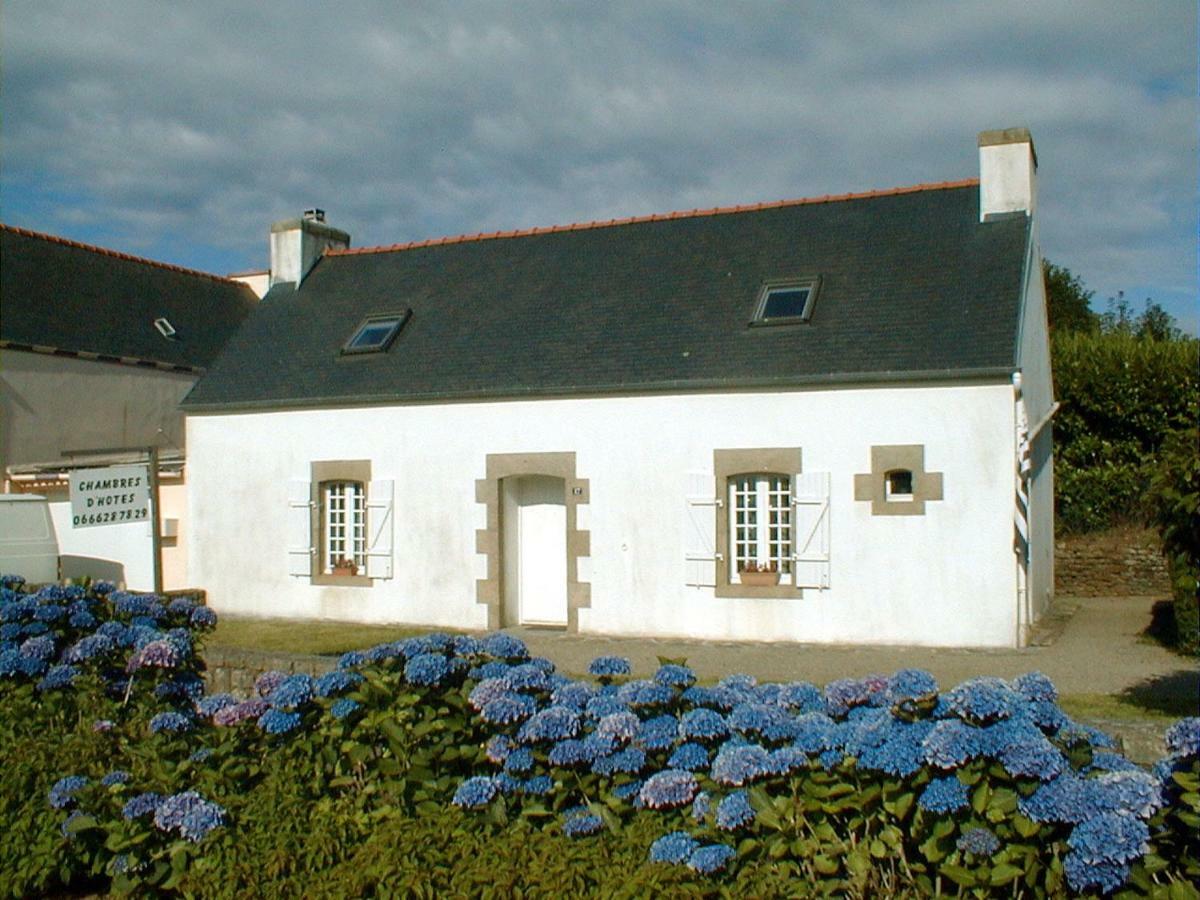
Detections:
507,476,568,626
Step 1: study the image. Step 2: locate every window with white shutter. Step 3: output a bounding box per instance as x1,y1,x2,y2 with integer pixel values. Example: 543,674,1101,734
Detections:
291,460,392,585
791,471,831,589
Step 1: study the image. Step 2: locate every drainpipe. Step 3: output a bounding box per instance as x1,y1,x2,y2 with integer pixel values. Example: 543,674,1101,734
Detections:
1013,373,1030,647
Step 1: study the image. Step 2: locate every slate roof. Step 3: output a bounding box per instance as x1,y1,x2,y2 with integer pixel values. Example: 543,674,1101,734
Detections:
1,224,257,371
183,180,1030,411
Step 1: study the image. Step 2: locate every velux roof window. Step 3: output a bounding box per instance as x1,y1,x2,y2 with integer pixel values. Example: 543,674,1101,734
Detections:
752,278,820,326
342,310,410,355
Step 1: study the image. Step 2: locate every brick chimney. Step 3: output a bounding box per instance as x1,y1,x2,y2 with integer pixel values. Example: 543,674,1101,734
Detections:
268,209,350,289
978,127,1037,222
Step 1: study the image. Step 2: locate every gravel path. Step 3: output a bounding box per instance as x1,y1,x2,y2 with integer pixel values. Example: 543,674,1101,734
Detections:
508,595,1198,700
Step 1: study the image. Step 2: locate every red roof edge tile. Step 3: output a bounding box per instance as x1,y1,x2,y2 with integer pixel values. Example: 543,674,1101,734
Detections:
0,222,243,286
328,178,980,257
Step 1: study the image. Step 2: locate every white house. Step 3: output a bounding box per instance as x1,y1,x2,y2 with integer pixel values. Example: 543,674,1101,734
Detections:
0,225,256,589
183,128,1055,648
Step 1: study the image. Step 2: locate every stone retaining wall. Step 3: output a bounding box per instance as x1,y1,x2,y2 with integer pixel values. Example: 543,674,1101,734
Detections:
203,647,335,695
1056,532,1170,597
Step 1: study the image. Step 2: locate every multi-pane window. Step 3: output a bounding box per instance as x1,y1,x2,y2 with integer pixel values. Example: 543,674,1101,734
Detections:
323,481,366,573
729,474,792,578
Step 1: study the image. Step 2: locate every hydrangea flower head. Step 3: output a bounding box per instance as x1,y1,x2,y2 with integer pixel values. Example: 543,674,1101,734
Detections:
923,719,981,769
638,769,699,810
268,673,314,710
654,664,696,688
1010,671,1058,703
710,742,771,786
254,670,287,697
957,827,1000,856
37,664,79,692
918,775,969,813
480,693,536,725
63,633,114,663
101,770,131,787
149,711,193,734
885,668,938,712
945,677,1021,724
588,655,631,678
551,680,594,710
481,632,529,661
668,742,711,771
330,698,360,719
49,775,89,809
687,843,735,874
1067,811,1149,866
1164,717,1200,757
258,708,302,735
213,698,269,727
649,830,699,864
716,790,756,831
680,708,729,742
452,776,497,809
405,652,451,687
123,792,162,820
593,710,643,746
562,807,604,838
501,662,550,693
592,746,646,776
616,679,673,709
314,669,361,698
636,714,680,751
19,634,55,660
517,705,580,743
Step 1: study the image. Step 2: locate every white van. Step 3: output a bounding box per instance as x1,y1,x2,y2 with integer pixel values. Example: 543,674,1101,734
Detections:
0,494,60,584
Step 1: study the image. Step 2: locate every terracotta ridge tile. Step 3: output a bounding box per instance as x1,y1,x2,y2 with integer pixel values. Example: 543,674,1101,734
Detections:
0,222,241,285
329,178,979,257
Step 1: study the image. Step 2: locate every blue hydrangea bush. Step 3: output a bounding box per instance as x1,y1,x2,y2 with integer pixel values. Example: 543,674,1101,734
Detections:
4,573,1199,897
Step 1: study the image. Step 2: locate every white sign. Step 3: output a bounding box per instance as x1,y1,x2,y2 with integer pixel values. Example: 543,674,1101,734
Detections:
69,464,151,529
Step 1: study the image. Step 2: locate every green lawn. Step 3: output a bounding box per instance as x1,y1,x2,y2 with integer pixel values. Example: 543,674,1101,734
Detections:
208,615,429,656
207,616,1193,723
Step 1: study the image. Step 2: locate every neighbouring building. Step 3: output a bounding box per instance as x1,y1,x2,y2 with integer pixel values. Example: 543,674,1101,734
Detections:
0,225,257,588
182,128,1055,647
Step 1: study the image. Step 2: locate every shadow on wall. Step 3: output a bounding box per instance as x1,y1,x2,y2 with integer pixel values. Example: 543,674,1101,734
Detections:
61,555,125,586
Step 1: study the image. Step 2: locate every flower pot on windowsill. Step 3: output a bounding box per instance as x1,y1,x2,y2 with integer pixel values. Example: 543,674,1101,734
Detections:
738,570,780,587
330,559,359,577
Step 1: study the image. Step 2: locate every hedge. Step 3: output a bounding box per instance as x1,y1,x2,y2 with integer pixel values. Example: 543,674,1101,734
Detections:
2,578,1198,898
1052,331,1198,533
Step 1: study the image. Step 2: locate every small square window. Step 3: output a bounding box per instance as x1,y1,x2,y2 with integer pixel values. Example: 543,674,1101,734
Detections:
752,279,820,326
885,469,914,500
342,311,410,354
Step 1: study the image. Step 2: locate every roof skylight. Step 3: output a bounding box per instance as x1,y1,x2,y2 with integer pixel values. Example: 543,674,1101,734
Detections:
342,311,410,355
154,317,178,339
751,279,820,326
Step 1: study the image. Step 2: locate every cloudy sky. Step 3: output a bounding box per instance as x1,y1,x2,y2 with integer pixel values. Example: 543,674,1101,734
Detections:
3,1,1196,332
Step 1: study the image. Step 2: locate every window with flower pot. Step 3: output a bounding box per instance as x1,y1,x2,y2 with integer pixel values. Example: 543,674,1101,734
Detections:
322,480,365,575
730,473,792,584
685,448,830,597
287,460,393,585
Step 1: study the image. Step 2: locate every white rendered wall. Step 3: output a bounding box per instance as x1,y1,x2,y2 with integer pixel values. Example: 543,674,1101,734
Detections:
187,381,1020,646
1017,240,1056,627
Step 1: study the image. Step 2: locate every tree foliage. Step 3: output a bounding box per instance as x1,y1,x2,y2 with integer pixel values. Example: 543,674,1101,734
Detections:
1043,260,1097,334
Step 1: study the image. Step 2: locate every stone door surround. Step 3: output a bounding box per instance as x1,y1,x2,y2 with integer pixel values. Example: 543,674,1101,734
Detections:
475,452,590,631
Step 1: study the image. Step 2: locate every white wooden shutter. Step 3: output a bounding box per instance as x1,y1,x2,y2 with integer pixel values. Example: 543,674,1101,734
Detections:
684,472,721,587
287,479,314,576
365,479,394,579
792,471,830,589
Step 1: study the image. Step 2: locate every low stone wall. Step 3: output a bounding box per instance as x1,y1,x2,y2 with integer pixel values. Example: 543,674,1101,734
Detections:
202,647,336,695
1056,530,1170,597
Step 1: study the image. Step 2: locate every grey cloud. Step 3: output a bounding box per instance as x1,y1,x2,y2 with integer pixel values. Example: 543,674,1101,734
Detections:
1,0,1194,328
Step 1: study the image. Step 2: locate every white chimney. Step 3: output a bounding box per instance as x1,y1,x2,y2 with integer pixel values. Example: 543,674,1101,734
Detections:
978,127,1037,222
269,208,350,289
